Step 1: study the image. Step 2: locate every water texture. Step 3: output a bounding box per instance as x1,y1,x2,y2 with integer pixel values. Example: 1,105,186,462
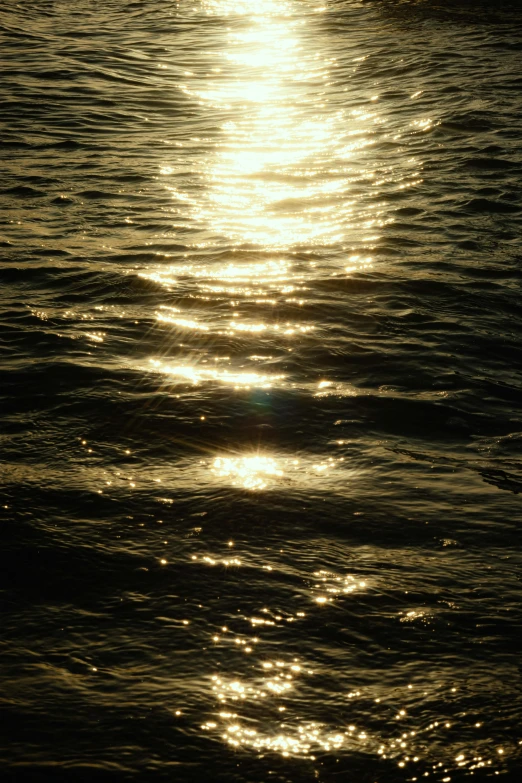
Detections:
1,1,522,781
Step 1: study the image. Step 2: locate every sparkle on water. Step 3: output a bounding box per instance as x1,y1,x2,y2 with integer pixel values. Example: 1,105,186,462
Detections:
208,452,350,491
7,0,513,779
212,455,283,489
156,3,513,776
159,0,387,250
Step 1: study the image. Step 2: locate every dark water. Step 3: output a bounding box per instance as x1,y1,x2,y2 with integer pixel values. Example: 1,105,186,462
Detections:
1,1,522,781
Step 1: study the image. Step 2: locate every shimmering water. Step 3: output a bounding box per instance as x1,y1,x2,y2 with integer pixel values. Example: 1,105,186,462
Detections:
1,1,522,781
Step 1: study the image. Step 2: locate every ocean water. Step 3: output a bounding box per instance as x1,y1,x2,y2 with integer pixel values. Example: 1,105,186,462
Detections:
1,1,522,781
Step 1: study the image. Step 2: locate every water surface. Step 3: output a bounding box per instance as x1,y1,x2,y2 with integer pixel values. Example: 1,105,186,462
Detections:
1,1,522,781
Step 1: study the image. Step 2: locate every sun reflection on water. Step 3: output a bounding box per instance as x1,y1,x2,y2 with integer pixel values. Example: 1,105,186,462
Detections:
150,359,283,389
194,537,510,777
137,3,518,780
154,303,314,337
208,452,348,490
212,455,283,489
162,0,384,250
203,656,507,773
140,258,301,296
311,569,367,605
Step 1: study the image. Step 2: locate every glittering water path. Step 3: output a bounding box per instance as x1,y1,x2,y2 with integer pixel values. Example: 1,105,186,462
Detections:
1,1,522,781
